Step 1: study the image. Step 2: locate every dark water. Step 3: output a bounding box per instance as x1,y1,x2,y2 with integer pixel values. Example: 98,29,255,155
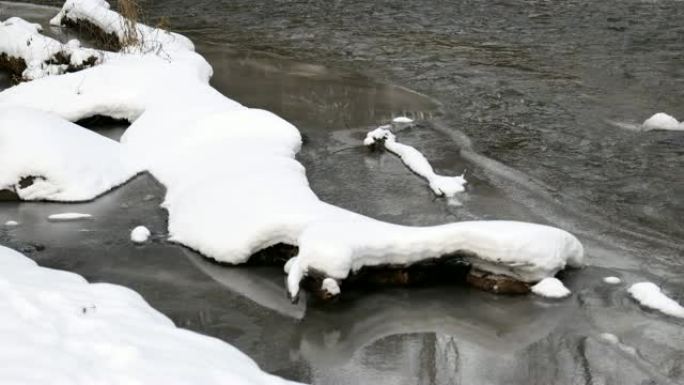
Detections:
1,2,684,384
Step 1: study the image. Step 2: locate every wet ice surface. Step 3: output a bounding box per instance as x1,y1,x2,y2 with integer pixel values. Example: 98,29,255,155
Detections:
2,2,684,384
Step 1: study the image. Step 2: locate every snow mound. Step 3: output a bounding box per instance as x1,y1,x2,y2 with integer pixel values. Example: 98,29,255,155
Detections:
0,107,139,201
603,276,621,284
628,282,684,319
48,212,92,221
642,113,684,131
0,1,584,300
0,245,302,384
531,277,571,298
321,278,340,296
0,17,102,79
364,126,467,197
130,225,151,243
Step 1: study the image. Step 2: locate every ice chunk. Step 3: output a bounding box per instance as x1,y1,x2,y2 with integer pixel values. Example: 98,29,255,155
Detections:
47,212,92,221
603,276,621,284
4,220,18,226
531,277,571,298
321,278,340,296
628,282,684,318
642,112,684,131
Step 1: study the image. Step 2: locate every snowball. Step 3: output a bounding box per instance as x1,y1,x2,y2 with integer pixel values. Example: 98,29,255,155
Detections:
130,225,151,244
603,276,621,284
531,277,571,298
628,282,684,318
642,112,683,131
47,212,92,221
321,278,340,296
4,220,19,226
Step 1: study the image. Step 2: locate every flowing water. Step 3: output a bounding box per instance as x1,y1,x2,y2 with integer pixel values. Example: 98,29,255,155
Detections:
1,1,683,384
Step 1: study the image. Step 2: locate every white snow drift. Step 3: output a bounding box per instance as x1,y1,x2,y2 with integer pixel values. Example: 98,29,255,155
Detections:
642,112,684,131
0,0,583,300
0,107,138,201
364,125,467,197
0,245,301,385
628,282,684,319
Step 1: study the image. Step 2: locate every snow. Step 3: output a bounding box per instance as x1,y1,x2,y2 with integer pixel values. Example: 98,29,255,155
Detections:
364,126,467,197
0,17,102,79
603,276,622,284
4,220,18,226
628,282,684,319
599,332,620,344
0,107,139,201
130,225,151,243
642,112,684,131
321,278,340,296
47,212,92,221
0,245,302,384
0,0,584,300
392,116,414,124
530,277,571,298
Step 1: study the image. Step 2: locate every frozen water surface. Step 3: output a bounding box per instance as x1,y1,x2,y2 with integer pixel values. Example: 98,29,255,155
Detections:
1,1,683,384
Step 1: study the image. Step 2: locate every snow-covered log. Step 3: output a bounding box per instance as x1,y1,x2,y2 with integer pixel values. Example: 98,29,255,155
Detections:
0,0,584,300
0,17,101,80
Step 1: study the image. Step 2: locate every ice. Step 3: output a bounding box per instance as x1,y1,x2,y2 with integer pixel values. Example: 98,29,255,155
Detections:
530,277,571,298
130,225,151,243
4,220,19,226
628,282,684,319
47,212,92,221
603,276,621,284
321,278,341,296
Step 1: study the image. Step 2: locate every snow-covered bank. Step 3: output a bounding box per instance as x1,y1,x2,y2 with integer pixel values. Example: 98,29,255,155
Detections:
364,125,467,197
0,245,302,384
628,282,684,319
0,0,583,300
642,113,684,131
0,107,138,201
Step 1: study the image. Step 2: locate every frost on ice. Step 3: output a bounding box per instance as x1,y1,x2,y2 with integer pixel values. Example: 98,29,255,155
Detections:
0,0,584,300
47,212,92,221
130,225,151,243
0,245,301,385
364,125,467,197
628,282,684,319
530,277,571,299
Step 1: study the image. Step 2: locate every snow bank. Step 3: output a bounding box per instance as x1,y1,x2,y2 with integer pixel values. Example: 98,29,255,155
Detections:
0,245,302,384
530,277,571,298
48,212,92,221
0,107,139,201
642,113,684,131
130,225,151,243
0,0,584,299
603,276,621,284
0,17,102,79
364,126,467,197
628,282,684,319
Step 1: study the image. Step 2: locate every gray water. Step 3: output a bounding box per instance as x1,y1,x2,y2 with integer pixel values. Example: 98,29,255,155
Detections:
1,1,683,384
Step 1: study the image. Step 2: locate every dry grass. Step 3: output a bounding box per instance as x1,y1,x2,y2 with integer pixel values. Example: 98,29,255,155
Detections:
117,0,142,48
